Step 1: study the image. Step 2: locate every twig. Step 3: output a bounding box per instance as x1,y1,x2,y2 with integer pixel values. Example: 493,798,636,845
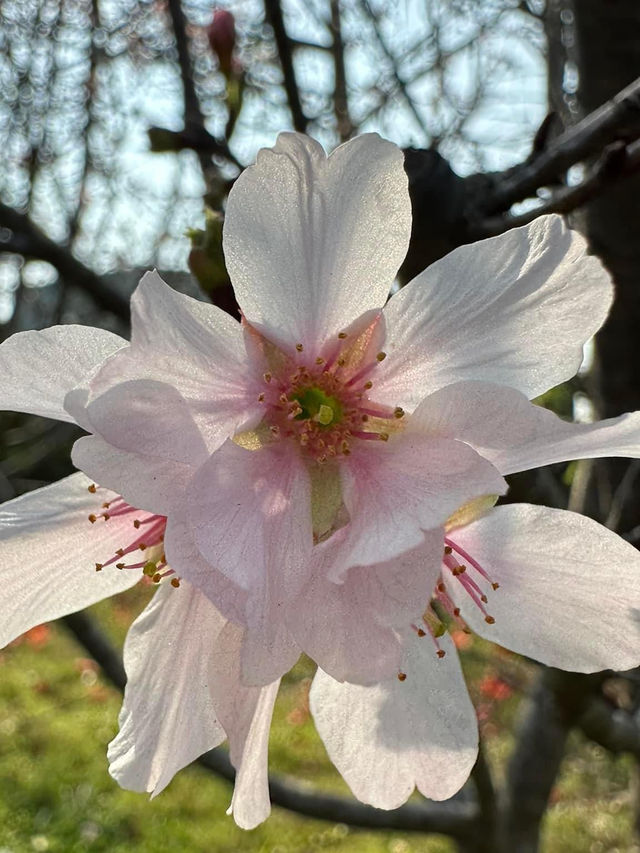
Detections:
477,75,640,216
329,0,354,141
604,459,640,530
0,202,129,319
62,609,480,839
263,0,308,132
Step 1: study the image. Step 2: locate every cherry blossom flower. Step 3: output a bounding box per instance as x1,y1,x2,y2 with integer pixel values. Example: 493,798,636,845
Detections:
2,132,640,827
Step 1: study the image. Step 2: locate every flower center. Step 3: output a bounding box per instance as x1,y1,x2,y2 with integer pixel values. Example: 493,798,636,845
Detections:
247,319,405,464
87,484,178,586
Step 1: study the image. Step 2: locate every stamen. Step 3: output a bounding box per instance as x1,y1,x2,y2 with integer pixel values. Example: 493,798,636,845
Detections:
397,672,407,682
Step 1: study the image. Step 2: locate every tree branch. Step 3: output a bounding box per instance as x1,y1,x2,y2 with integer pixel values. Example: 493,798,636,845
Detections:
0,202,129,319
263,0,308,132
329,0,353,142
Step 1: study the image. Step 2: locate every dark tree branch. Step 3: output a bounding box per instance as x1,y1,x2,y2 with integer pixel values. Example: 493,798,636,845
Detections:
477,75,640,217
164,0,241,172
329,0,353,142
0,202,129,319
61,609,480,840
263,0,308,133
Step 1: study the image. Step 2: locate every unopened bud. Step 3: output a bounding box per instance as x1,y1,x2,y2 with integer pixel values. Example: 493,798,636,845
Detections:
207,9,236,77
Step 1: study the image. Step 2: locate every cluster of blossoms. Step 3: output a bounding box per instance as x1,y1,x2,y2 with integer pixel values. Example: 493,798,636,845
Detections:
2,133,640,828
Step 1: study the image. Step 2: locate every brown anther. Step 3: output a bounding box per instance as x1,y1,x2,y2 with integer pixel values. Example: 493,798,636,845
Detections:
363,380,373,390
88,514,97,524
102,513,110,521
257,393,265,402
116,549,125,557
492,582,500,590
170,578,181,588
295,343,304,352
152,573,162,583
444,546,453,555
437,582,446,592
379,433,389,442
437,649,446,659
95,563,103,572
279,393,288,403
338,331,348,339
457,564,466,574
116,562,125,569
481,595,488,604
337,358,346,367
376,351,387,362
417,628,426,637
397,672,407,682
270,425,280,435
88,484,97,493
263,372,272,383
485,615,495,625
315,357,325,365
361,414,369,422
102,502,110,509
394,407,405,418
138,543,147,551
133,520,141,529
453,608,461,617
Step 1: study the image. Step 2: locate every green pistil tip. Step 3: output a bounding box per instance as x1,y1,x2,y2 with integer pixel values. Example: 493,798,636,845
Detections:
143,561,158,577
292,387,343,428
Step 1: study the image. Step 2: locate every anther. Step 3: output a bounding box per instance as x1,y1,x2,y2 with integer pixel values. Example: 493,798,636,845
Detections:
95,563,103,572
376,351,387,362
444,546,453,555
338,331,348,339
263,372,272,383
485,615,495,624
363,380,373,390
171,578,181,588
88,484,97,493
295,343,304,352
88,514,97,523
270,425,280,436
315,357,325,365
394,407,405,418
152,573,162,583
437,649,446,659
379,432,389,442
337,358,346,367
417,628,426,637
257,393,265,402
397,672,407,682
133,520,141,529
138,543,147,551
102,513,110,521
492,582,500,590
116,562,125,569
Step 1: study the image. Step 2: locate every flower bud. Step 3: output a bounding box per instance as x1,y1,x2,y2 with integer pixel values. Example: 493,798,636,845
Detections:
207,8,236,77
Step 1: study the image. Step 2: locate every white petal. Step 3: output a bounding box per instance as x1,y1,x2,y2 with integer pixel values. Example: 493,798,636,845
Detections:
90,271,259,454
447,504,640,672
0,473,140,647
0,325,125,422
108,581,227,795
208,621,280,829
410,380,640,475
287,531,444,684
334,435,505,574
224,133,411,351
72,434,197,517
187,440,312,594
375,215,612,408
310,632,477,808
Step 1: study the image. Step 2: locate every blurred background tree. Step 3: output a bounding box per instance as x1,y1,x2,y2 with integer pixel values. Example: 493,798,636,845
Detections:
2,1,640,852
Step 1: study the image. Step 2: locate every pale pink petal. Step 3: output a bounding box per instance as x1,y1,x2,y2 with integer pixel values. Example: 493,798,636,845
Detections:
240,595,300,686
410,380,640,475
333,435,505,574
224,133,411,352
375,216,612,408
208,621,280,829
287,530,444,684
447,504,640,672
0,473,140,647
163,506,248,625
89,271,259,454
108,581,227,795
85,379,209,465
72,434,197,517
310,632,477,808
0,325,125,422
186,440,312,594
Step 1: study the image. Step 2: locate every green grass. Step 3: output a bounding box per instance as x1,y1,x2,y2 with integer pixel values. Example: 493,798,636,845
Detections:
0,586,637,852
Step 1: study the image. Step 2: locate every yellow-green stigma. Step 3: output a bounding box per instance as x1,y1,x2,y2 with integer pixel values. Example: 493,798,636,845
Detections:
291,387,343,427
